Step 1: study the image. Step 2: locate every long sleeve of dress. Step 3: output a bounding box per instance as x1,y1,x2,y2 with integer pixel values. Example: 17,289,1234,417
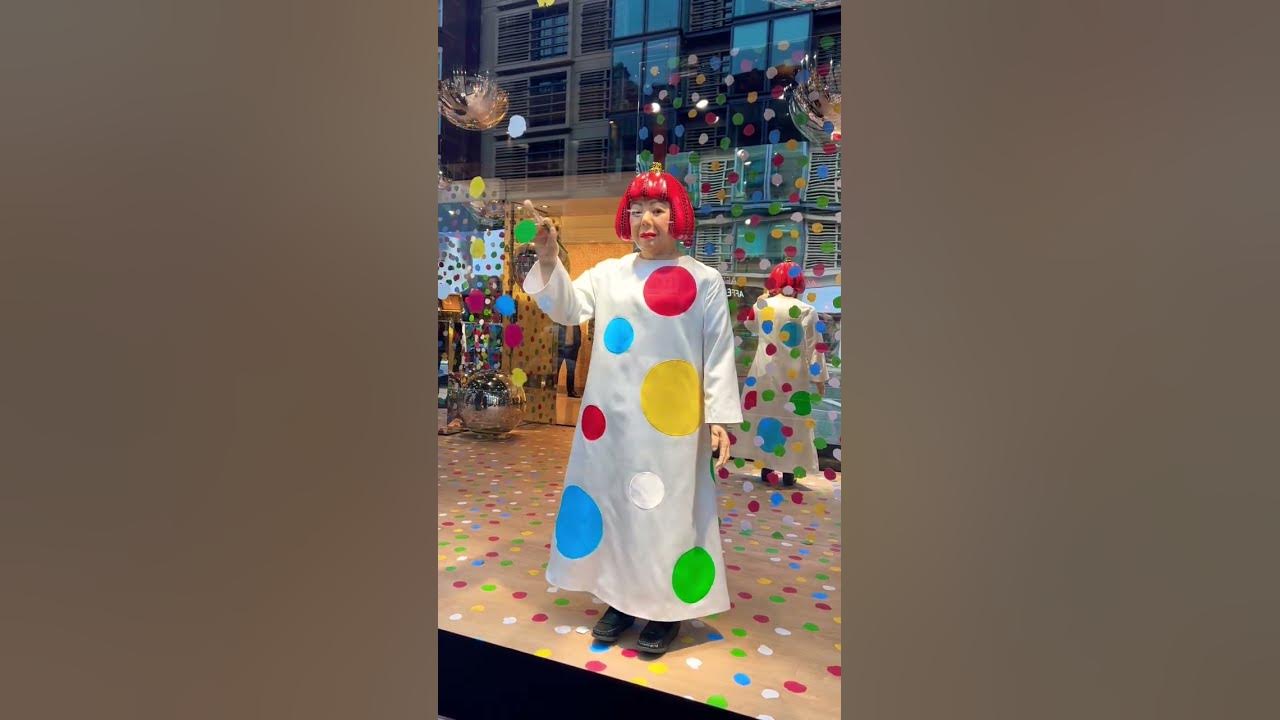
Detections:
522,257,597,326
804,309,830,384
701,280,743,425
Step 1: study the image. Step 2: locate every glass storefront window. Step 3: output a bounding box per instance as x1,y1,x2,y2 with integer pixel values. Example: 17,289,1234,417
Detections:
615,0,679,39
613,0,644,38
733,0,773,17
646,0,680,33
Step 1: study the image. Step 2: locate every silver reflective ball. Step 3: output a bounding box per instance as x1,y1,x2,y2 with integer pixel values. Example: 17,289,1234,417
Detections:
459,370,526,436
439,71,509,131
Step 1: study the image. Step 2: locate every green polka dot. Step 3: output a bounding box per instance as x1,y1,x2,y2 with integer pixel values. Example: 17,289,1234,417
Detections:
454,547,466,553
771,531,784,540
817,573,829,580
821,35,835,50
730,648,747,658
815,438,828,449
500,560,514,567
673,97,683,109
720,138,731,150
794,467,806,479
731,205,744,217
707,696,728,709
734,458,746,468
774,447,786,458
716,93,726,105
834,296,841,309
732,113,744,126
640,149,653,164
554,598,570,606
438,541,449,547
444,566,456,572
803,622,820,632
769,202,783,215
733,545,745,552
655,114,665,126
770,595,785,604
765,548,779,555
790,391,813,416
512,539,524,545
762,390,775,402
668,57,680,69
731,628,747,637
672,546,716,603
790,348,802,359
455,533,469,539
531,520,542,526
481,584,496,592
817,196,830,208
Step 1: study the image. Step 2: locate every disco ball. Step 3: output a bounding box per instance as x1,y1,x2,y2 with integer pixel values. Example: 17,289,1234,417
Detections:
439,71,509,131
768,0,841,8
460,370,526,437
788,60,841,145
466,198,507,224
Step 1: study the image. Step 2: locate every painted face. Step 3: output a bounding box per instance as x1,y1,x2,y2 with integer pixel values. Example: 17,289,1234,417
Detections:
629,199,678,258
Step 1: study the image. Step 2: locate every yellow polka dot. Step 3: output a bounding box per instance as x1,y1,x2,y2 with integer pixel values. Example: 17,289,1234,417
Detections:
795,178,808,189
631,677,650,687
521,530,533,536
735,276,748,287
787,369,798,379
648,662,668,675
815,503,826,515
535,648,553,658
795,577,807,583
641,360,702,436
711,160,721,171
790,229,800,239
510,547,522,552
835,643,841,651
747,91,758,103
688,109,697,119
471,605,485,612
527,569,540,576
757,577,773,585
760,307,776,322
771,228,783,239
725,500,735,510
470,237,486,258
834,617,842,625
791,442,804,452
811,222,824,234
696,73,706,84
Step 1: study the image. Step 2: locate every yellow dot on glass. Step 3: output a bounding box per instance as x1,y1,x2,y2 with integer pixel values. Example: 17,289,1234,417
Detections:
471,605,485,612
786,139,799,151
688,109,698,119
790,229,800,239
470,237,486,258
760,307,776,322
641,360,702,436
469,176,486,198
631,677,650,687
747,91,758,103
795,178,808,189
770,228,783,239
757,577,773,585
811,222,824,234
696,73,706,84
649,662,669,675
535,648,553,658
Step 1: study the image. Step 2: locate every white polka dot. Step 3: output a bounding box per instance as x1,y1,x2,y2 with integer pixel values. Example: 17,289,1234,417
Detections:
690,619,706,628
503,617,517,625
742,481,754,493
628,471,666,509
449,613,463,621
762,689,780,699
757,644,773,656
775,627,792,636
741,520,752,532
555,625,572,634
686,657,703,669
575,626,590,634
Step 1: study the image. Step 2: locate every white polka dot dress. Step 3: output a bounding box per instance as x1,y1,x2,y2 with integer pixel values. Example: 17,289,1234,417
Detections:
733,294,830,477
522,253,743,622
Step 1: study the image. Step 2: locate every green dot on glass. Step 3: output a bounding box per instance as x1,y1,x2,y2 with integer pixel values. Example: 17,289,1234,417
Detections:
731,205,744,217
817,573,830,581
716,93,727,105
733,113,744,126
772,531,784,540
822,242,835,253
444,566,456,572
821,35,835,50
656,114,665,125
481,584,496,592
803,622,820,632
673,97,683,109
769,202,782,215
817,196,830,209
500,560,513,567
834,296,841,309
514,219,538,244
739,421,751,432
762,390,775,402
770,596,785,604
707,696,729,709
730,648,747,658
554,598,570,606
720,138,731,150
731,628,747,637
790,348,802,359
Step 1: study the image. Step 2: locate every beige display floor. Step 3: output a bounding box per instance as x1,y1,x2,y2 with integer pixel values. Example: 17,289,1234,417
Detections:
438,412,842,719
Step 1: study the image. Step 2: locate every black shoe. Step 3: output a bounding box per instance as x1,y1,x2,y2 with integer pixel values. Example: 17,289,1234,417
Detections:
782,473,797,487
636,620,680,654
591,606,635,642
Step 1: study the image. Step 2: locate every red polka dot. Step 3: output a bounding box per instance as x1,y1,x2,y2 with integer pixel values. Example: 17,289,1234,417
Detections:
827,665,842,677
824,469,837,480
784,681,807,694
452,581,466,589
816,603,831,610
581,405,606,440
586,661,607,672
512,591,527,599
642,266,697,316
738,592,753,600
584,608,600,616
532,613,548,622
792,492,804,504
621,649,639,658
748,500,760,512
753,614,770,623
783,586,797,594
504,324,524,348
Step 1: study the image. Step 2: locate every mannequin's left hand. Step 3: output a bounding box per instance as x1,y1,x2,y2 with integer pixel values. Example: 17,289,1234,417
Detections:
709,424,730,469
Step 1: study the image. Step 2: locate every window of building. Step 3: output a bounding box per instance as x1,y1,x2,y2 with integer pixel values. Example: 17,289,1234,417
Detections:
615,0,680,39
769,14,810,70
526,139,566,178
733,0,772,17
610,36,679,113
531,5,570,60
527,72,568,126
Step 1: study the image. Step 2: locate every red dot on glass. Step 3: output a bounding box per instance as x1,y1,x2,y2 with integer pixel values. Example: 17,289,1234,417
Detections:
743,124,755,137
753,614,770,623
621,649,639,658
532,613,548,622
738,592,753,600
512,591,527,599
816,602,832,611
827,665,842,677
785,681,808,694
452,581,466,589
586,661,607,672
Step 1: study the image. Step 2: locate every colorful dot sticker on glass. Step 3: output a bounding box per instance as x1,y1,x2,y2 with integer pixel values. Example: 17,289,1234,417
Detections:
494,294,516,317
468,176,486,199
507,114,527,138
555,486,603,559
514,219,538,244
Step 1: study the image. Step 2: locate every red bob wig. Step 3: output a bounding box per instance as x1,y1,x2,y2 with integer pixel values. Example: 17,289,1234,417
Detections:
766,261,806,297
614,165,697,243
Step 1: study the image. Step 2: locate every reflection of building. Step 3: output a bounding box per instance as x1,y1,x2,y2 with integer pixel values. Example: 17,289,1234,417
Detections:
476,0,841,286
439,0,483,181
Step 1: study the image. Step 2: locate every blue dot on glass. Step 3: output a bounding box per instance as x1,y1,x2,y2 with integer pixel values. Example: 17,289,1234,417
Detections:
710,56,722,71
788,265,802,277
495,294,516,317
643,83,653,96
603,317,635,354
707,631,724,641
745,376,757,387
813,592,828,600
674,124,685,137
816,321,827,333
589,641,611,653
555,486,603,559
817,165,830,180
810,362,822,376
638,127,650,140
734,673,751,686
769,129,781,144
471,559,484,566
788,562,801,569
823,120,835,133
751,190,763,201
799,548,810,555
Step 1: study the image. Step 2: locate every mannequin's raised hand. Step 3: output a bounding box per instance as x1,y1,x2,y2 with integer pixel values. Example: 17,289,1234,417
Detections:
523,200,558,271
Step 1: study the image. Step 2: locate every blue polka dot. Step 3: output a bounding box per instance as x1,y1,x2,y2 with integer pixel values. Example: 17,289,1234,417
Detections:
817,165,830,180
810,362,822,376
472,560,485,566
745,376,757,387
769,129,781,144
710,56,722,71
761,320,774,334
603,317,635,354
788,563,801,569
757,417,785,453
798,548,810,555
770,492,784,507
813,592,828,600
707,631,724,641
816,321,827,333
781,321,802,348
750,190,763,201
556,486,603,559
674,125,685,137
589,641,611,653
823,120,835,133
734,673,751,686
639,127,650,140
495,294,516,317
788,265,802,278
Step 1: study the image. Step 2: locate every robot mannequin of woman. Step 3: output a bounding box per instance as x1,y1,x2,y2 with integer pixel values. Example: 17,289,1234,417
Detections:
518,163,741,655
736,262,830,487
